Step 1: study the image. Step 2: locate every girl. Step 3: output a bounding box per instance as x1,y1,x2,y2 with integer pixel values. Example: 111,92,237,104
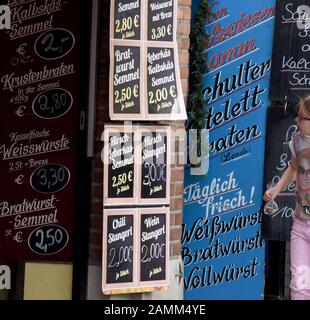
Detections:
264,96,310,300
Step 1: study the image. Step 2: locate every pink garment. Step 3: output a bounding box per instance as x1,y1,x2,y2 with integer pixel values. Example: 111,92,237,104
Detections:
290,217,310,300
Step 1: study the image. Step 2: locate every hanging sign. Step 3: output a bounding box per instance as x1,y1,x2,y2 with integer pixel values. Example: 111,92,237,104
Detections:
103,125,171,205
102,207,169,294
109,0,186,120
270,0,310,100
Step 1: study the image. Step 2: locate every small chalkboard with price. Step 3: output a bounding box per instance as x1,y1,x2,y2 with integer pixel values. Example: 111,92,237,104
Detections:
147,0,176,42
111,0,142,40
102,209,137,290
103,126,138,205
146,45,185,119
262,106,297,241
110,43,143,119
140,126,170,204
139,207,169,285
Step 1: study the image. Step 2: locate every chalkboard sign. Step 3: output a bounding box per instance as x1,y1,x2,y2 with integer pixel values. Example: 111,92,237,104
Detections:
103,210,136,288
32,89,73,119
140,127,170,204
102,208,169,293
262,106,296,240
28,225,69,255
104,125,170,205
110,44,142,118
112,0,141,40
109,0,187,121
30,164,71,194
147,46,179,115
140,210,168,283
270,0,310,100
103,126,138,205
35,28,75,60
147,0,176,42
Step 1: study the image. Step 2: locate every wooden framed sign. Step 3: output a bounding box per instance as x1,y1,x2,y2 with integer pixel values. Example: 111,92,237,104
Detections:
146,43,184,119
103,125,139,205
139,126,171,204
109,41,145,119
102,207,169,294
103,125,170,205
102,208,138,291
109,0,186,121
138,207,170,286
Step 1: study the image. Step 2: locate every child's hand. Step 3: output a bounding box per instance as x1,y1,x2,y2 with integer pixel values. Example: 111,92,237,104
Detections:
263,187,280,201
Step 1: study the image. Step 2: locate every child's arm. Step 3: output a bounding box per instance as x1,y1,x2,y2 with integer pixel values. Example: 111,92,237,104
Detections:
263,157,297,201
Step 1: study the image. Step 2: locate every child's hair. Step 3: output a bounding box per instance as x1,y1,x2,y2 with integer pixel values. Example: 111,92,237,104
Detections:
300,96,310,117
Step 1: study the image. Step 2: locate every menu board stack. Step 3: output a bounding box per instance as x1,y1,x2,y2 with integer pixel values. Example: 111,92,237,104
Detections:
103,0,186,295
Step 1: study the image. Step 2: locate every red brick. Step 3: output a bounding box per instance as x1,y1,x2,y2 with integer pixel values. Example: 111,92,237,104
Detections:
174,183,184,196
170,197,184,211
171,167,184,182
172,243,182,256
170,228,182,241
175,213,183,225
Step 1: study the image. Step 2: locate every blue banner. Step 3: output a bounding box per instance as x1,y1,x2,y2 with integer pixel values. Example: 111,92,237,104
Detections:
182,0,276,300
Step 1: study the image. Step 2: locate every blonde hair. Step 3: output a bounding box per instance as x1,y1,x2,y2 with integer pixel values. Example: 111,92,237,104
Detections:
300,96,310,117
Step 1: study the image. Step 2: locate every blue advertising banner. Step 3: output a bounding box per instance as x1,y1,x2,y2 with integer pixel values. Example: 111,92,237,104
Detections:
182,0,276,300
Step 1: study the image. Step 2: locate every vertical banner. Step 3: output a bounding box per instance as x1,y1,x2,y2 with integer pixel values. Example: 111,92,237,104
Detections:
0,0,83,261
182,0,276,299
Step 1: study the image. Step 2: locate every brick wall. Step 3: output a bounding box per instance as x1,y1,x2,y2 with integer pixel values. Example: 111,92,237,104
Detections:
88,0,192,264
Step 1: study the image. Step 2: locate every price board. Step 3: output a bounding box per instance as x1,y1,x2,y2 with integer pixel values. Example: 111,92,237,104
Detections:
102,208,137,290
139,207,169,286
140,126,171,204
0,0,85,261
102,207,169,293
109,0,186,121
103,125,170,205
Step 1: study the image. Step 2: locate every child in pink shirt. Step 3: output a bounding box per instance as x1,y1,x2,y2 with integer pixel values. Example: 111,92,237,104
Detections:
264,97,310,300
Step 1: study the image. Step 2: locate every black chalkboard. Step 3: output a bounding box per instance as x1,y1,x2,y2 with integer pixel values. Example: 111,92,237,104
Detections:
140,213,166,282
35,28,75,60
262,106,297,240
114,0,141,40
113,46,141,114
148,0,174,42
147,47,178,114
106,214,134,284
270,0,310,100
141,131,167,199
108,132,135,199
